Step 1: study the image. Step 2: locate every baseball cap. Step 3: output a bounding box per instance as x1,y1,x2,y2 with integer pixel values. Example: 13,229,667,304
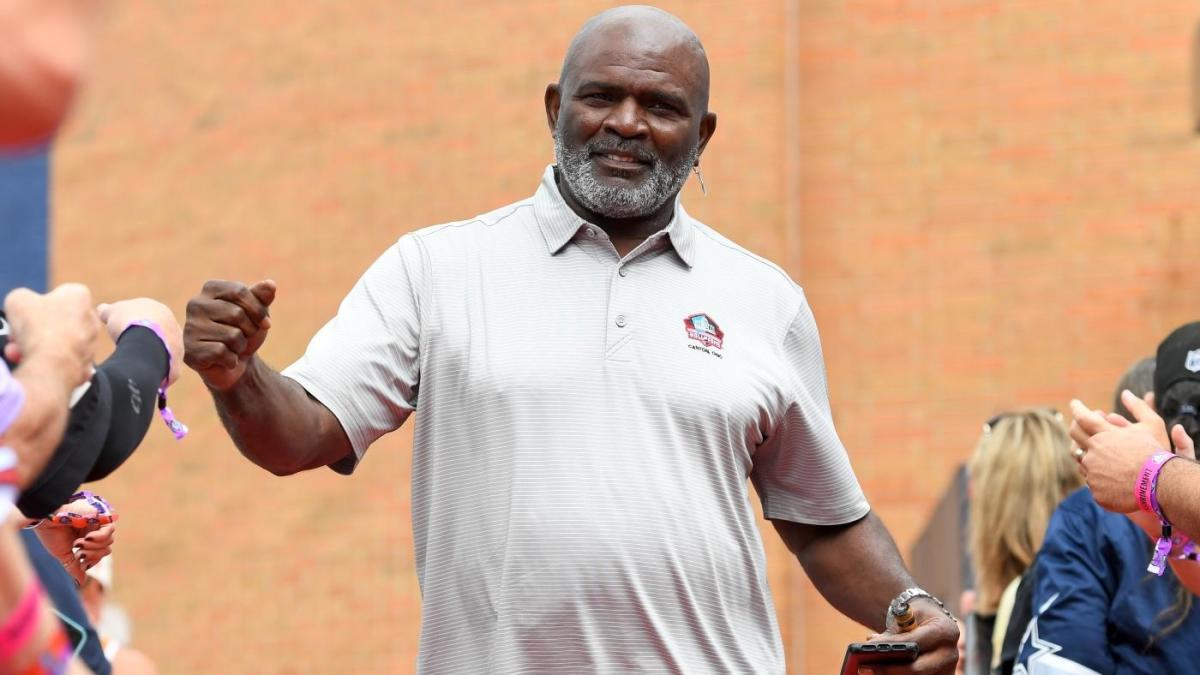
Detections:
1154,322,1200,405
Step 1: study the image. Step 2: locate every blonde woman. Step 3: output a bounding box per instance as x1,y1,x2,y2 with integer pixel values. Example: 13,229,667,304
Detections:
967,408,1081,674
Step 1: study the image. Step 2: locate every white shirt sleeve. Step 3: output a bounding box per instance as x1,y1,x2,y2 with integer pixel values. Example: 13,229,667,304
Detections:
282,235,425,474
750,294,870,525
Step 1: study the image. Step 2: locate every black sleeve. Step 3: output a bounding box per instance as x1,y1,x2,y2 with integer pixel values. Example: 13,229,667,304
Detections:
16,324,169,518
85,326,168,481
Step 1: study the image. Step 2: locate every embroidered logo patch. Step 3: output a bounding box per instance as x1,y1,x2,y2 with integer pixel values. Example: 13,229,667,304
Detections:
1187,349,1200,373
684,313,724,350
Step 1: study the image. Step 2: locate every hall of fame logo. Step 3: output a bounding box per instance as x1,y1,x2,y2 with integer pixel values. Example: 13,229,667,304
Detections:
683,313,724,350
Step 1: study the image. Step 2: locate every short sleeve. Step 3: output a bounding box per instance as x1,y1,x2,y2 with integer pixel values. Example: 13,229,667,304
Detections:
282,235,425,474
1014,500,1112,675
750,296,870,525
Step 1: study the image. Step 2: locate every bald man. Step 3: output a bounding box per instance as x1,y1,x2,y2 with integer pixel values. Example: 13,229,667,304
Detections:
184,6,958,673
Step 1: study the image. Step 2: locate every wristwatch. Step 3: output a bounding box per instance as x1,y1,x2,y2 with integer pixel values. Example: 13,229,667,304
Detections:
887,587,956,627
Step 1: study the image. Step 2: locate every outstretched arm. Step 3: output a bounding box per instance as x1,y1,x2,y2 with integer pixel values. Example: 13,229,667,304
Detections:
210,355,351,475
1071,392,1200,539
1,285,97,488
184,279,352,476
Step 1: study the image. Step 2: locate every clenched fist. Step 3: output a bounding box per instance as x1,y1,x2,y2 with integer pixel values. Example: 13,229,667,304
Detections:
183,280,276,391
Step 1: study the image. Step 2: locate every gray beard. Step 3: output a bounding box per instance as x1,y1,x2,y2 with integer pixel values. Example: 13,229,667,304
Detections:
553,130,697,219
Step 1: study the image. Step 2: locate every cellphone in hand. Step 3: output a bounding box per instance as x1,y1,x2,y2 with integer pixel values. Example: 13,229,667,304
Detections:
840,641,919,674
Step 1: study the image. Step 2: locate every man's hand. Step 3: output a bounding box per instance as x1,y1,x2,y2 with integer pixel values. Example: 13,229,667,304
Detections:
183,280,276,392
3,284,97,386
97,297,184,386
864,598,959,674
1069,392,1182,513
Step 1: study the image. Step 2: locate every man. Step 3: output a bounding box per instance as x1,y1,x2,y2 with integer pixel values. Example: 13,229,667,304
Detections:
1071,322,1200,544
183,6,958,672
1,284,99,674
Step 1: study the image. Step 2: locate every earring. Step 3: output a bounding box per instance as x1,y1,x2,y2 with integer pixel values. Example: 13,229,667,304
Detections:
693,164,708,197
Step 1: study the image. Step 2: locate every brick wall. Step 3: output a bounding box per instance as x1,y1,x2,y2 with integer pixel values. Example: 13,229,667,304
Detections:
53,1,1200,672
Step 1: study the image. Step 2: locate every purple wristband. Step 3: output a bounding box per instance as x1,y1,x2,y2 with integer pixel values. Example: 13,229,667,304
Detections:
0,362,24,438
122,320,187,440
1135,452,1176,515
1145,453,1182,576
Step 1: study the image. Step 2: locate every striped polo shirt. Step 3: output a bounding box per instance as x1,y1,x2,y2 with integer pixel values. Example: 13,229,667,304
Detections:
283,166,870,674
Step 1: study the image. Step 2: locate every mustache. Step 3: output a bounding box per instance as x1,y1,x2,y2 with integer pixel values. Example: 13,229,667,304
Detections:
585,138,656,164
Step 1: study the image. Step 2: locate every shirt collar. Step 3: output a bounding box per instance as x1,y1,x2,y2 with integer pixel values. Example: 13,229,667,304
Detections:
533,165,696,268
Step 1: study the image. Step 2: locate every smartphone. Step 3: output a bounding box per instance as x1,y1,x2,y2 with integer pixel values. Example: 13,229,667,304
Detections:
840,641,919,674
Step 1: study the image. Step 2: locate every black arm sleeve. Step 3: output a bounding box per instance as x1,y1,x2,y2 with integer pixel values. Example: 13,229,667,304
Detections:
16,325,168,517
85,326,168,480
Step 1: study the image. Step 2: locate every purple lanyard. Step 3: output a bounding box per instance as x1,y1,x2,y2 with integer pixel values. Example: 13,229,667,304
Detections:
125,321,187,440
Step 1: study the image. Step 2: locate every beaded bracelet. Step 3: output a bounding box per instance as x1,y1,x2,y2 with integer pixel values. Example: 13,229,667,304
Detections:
123,320,187,440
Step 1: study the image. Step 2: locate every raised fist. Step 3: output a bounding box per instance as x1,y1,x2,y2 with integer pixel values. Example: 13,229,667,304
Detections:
183,279,276,391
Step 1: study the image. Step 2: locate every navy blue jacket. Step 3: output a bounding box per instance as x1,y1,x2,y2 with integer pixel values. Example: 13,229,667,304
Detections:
1015,488,1200,674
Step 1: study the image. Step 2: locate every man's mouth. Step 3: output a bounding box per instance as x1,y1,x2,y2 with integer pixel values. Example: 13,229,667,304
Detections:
592,151,650,170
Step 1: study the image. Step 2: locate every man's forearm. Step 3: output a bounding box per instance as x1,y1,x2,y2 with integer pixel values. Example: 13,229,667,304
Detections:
5,358,74,488
773,512,913,631
211,357,350,476
1158,458,1200,542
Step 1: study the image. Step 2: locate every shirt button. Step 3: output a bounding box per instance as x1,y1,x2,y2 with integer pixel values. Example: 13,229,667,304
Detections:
618,268,628,277
615,315,627,328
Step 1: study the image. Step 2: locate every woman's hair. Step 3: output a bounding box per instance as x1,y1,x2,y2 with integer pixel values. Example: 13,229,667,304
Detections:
968,408,1083,613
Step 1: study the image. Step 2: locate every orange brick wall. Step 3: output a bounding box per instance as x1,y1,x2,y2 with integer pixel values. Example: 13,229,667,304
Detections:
51,2,1200,673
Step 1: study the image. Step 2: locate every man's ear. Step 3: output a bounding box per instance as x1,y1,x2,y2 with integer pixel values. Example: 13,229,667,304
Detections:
695,111,718,161
544,83,562,135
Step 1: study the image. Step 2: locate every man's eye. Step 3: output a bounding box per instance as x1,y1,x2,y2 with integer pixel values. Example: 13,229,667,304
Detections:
584,93,613,103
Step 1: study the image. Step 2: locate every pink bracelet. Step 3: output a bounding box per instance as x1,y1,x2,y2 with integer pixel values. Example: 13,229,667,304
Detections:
123,321,187,440
0,579,44,662
1134,452,1176,515
0,362,24,438
1137,452,1183,576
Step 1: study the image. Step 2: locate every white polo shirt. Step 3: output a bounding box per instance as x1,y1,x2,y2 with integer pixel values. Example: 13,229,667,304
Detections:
283,166,869,674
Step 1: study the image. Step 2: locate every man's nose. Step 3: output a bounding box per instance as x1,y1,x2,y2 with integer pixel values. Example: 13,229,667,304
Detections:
602,97,649,139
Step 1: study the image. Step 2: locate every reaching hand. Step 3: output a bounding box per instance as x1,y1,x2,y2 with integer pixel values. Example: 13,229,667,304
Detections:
97,297,184,386
1069,392,1179,513
183,279,276,392
3,284,98,388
